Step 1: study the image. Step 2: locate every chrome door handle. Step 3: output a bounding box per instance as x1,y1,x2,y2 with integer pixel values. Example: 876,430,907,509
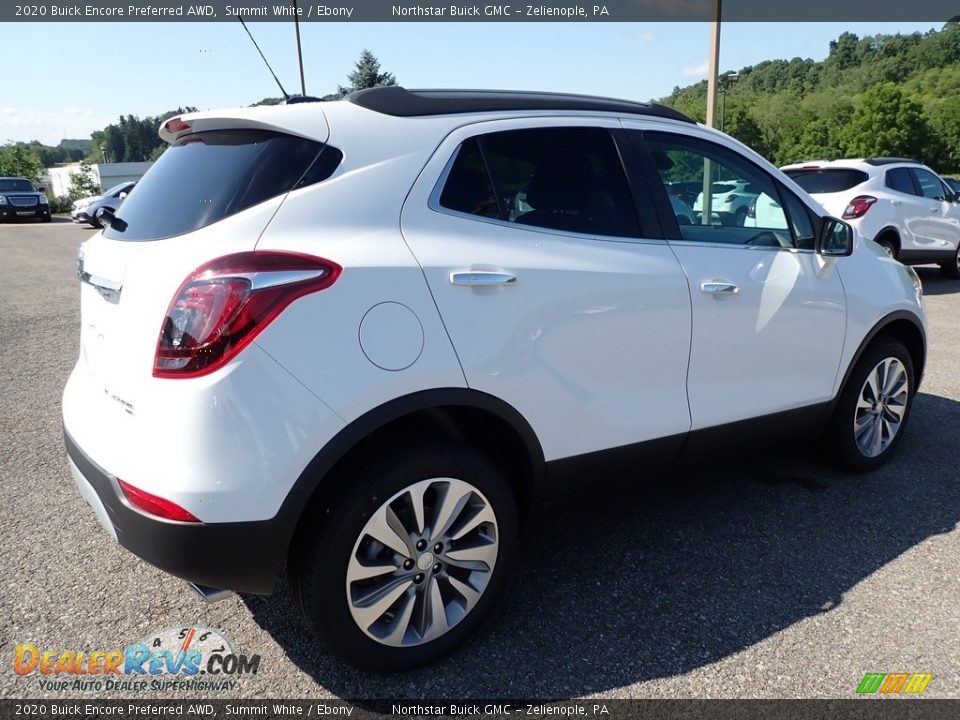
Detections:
450,271,517,287
700,282,740,295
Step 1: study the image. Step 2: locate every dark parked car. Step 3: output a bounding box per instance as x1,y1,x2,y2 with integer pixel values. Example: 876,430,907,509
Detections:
945,177,960,195
0,177,51,223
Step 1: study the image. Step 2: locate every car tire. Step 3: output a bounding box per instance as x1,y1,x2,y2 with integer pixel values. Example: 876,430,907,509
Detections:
292,442,518,673
939,246,960,279
42,214,52,223
876,237,897,259
733,207,748,226
827,336,915,473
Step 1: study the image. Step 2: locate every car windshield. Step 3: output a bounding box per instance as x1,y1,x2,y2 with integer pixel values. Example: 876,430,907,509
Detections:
785,168,869,194
104,129,341,241
0,179,36,192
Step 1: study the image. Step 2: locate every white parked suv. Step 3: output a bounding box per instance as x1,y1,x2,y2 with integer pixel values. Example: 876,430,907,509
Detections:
781,158,960,277
64,88,927,672
692,179,759,226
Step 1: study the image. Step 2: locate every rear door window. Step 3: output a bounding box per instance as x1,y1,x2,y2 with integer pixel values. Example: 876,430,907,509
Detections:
104,130,341,241
886,167,918,195
438,127,642,238
784,168,868,194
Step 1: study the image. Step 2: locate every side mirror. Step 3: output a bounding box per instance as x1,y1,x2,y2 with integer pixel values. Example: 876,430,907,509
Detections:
817,217,853,257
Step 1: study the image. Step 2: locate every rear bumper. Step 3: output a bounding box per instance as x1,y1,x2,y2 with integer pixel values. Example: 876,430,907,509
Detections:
65,430,287,595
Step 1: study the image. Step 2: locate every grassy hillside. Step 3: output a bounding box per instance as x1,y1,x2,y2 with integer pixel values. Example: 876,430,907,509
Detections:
660,26,960,174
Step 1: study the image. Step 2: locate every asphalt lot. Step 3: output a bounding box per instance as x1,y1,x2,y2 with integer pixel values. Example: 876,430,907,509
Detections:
1,219,959,700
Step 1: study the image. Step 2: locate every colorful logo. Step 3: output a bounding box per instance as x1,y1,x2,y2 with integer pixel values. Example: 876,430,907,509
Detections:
856,672,933,695
13,626,260,692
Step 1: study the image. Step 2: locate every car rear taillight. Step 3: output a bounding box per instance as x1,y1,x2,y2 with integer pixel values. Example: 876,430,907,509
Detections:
842,195,877,219
164,117,191,134
154,251,341,378
118,479,200,522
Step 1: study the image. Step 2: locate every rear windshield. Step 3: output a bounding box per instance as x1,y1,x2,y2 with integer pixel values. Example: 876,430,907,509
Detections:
711,183,737,193
784,168,868,194
104,130,342,241
0,179,35,192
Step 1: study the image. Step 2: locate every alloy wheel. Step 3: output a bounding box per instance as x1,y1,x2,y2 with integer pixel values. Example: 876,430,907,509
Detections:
854,357,909,458
345,477,498,647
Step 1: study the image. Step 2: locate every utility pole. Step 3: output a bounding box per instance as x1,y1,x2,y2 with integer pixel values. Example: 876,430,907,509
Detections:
701,0,722,224
706,0,722,129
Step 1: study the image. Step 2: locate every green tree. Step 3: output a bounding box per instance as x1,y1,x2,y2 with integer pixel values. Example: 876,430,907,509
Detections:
842,83,933,160
336,49,397,98
0,142,44,181
68,160,101,199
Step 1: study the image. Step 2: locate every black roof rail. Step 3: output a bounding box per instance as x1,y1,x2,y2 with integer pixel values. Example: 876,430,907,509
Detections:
345,86,695,124
863,157,921,166
284,95,325,105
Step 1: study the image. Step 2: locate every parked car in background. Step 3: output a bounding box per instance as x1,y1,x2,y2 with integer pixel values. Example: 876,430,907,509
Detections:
945,176,960,195
65,87,927,673
72,181,136,228
692,179,759,225
781,159,960,278
0,177,51,223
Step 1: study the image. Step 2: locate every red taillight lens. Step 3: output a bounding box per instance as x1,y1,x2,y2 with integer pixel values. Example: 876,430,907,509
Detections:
118,479,200,522
164,117,191,134
842,195,877,219
154,251,341,378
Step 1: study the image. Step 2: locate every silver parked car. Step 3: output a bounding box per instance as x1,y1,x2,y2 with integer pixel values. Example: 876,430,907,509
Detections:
72,181,136,228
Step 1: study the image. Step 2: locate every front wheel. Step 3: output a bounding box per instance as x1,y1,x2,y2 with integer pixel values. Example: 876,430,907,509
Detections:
940,245,960,279
828,337,915,472
292,444,518,672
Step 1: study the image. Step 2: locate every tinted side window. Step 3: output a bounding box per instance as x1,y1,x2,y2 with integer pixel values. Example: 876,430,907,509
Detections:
440,127,641,238
886,168,917,195
911,168,948,200
438,139,499,218
644,132,797,248
782,191,817,251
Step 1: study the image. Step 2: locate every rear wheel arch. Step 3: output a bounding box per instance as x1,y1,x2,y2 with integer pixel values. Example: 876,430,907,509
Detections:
873,227,901,256
283,389,545,565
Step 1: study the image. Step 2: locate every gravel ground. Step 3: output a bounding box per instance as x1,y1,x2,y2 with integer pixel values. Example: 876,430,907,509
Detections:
1,220,958,701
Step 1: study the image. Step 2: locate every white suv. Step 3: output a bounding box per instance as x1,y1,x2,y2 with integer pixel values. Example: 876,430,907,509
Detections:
781,158,960,277
64,88,927,672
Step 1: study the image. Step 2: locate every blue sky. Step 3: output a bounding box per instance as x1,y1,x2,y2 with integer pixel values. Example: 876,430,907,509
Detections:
2,21,940,146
